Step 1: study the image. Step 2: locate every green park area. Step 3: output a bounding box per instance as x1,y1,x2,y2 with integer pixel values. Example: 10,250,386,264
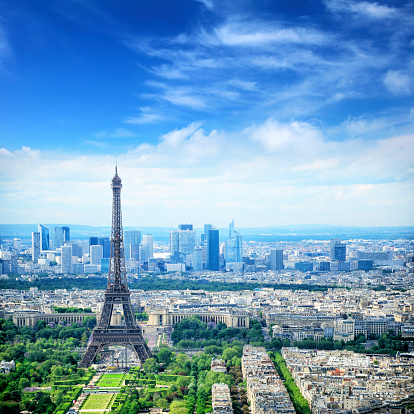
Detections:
80,393,115,412
1,311,409,414
96,373,125,388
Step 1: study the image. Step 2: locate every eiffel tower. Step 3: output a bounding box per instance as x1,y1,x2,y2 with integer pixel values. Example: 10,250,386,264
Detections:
78,167,152,368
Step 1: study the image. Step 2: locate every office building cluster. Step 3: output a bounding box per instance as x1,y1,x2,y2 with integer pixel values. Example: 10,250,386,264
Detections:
168,221,243,272
282,347,414,414
0,221,243,275
242,345,295,414
1,224,414,283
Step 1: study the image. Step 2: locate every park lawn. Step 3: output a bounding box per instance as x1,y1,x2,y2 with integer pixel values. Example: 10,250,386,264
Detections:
96,373,125,387
80,412,102,414
81,393,114,410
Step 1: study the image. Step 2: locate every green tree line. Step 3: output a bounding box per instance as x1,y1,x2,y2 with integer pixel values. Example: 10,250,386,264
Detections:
270,351,311,414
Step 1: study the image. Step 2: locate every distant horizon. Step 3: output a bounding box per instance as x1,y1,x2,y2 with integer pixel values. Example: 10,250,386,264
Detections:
1,223,414,229
1,223,413,243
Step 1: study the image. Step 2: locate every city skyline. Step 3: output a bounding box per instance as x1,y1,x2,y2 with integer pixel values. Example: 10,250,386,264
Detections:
0,0,413,227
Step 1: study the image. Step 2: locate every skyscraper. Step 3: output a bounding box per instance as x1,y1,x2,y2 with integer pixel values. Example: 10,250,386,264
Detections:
32,232,40,262
169,230,180,254
62,226,70,242
89,236,99,247
330,239,346,262
124,230,141,260
207,227,219,271
169,225,196,267
98,237,111,259
193,247,203,271
38,223,50,251
61,245,72,274
179,228,196,256
226,220,243,263
142,234,153,259
52,227,64,250
270,249,284,271
90,244,103,266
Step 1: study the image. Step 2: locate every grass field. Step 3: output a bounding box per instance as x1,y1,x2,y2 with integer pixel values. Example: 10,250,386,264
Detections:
96,373,125,387
81,393,114,410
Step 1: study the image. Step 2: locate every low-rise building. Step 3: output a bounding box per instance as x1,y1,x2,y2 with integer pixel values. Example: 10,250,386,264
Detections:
212,383,233,414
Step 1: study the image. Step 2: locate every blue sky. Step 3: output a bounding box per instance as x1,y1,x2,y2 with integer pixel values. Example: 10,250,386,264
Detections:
0,0,413,227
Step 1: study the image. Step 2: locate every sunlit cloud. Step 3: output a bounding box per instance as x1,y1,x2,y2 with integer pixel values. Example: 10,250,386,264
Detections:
1,120,413,226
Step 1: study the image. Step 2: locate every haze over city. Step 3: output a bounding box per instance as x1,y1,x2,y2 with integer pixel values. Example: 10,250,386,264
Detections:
0,0,413,227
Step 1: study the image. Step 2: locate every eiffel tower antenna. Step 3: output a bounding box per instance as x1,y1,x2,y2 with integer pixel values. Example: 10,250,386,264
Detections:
78,167,152,368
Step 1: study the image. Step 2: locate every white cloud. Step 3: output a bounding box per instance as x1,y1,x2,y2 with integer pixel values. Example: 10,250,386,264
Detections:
326,0,398,19
210,21,329,47
342,117,388,135
384,70,412,95
292,158,338,171
1,122,413,226
125,106,165,124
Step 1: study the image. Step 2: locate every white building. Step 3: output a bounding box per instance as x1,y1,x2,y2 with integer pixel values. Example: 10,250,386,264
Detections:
90,244,103,266
61,245,72,274
142,234,153,258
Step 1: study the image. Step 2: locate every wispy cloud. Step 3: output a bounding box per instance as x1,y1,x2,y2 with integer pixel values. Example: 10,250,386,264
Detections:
93,128,137,138
209,21,330,47
325,0,399,19
0,22,12,71
383,70,412,95
125,107,165,124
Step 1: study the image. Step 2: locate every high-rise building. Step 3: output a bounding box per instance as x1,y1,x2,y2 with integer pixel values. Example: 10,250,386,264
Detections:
139,244,149,262
38,223,50,251
142,234,153,259
89,237,99,247
98,237,111,259
170,230,180,254
130,243,140,261
13,238,21,251
330,239,346,262
64,241,83,258
124,230,142,260
207,227,219,271
270,249,284,271
90,244,103,266
62,226,70,242
61,245,72,274
193,248,203,271
226,220,243,263
52,227,64,250
32,232,40,262
170,225,196,267
179,229,196,256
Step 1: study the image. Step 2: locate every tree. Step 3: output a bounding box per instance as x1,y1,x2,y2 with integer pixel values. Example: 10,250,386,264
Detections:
222,347,239,362
156,348,174,366
143,357,159,374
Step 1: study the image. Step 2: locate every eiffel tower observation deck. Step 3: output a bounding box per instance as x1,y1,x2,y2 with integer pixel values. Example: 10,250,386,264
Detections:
78,167,152,368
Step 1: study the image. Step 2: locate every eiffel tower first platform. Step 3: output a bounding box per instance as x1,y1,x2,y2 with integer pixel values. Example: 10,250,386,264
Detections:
78,167,152,368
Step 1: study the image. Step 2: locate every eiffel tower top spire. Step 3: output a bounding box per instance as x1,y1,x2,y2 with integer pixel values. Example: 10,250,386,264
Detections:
107,166,128,293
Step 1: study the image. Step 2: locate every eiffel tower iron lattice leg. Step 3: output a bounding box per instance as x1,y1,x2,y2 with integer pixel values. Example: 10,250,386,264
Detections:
79,167,152,368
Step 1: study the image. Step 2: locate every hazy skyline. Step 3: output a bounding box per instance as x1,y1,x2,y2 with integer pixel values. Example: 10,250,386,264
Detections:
1,0,413,227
